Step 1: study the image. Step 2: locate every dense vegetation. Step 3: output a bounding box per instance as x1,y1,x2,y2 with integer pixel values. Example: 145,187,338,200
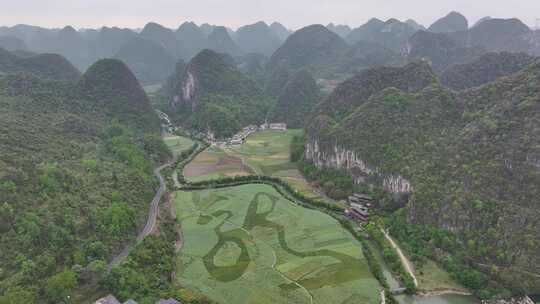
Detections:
305,60,540,294
312,61,437,121
365,222,417,293
167,50,273,138
0,47,81,80
440,52,537,90
0,59,168,303
407,30,485,74
270,69,320,128
386,210,502,298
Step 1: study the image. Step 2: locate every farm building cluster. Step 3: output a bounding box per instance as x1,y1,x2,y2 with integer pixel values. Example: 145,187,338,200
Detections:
213,122,287,147
344,194,374,223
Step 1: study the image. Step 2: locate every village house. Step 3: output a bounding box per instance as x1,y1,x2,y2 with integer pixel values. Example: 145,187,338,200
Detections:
230,137,244,145
345,208,368,222
93,295,181,304
345,193,375,223
269,123,287,131
156,299,181,304
94,295,121,304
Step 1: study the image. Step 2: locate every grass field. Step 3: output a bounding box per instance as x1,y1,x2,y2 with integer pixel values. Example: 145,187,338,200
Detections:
164,135,195,157
174,184,381,304
416,259,466,292
226,130,302,175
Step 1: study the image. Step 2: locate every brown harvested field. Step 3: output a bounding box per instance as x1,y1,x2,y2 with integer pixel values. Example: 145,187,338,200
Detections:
183,146,252,182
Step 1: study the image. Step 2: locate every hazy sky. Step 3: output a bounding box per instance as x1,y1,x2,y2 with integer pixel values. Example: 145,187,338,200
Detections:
3,0,540,30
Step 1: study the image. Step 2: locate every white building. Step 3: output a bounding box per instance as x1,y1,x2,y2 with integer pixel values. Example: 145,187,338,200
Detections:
230,139,243,145
269,123,287,131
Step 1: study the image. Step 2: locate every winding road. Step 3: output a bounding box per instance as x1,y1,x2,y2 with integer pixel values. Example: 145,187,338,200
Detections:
382,228,419,288
108,156,176,270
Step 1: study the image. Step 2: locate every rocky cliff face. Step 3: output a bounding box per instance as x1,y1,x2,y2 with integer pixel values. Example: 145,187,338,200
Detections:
305,140,412,194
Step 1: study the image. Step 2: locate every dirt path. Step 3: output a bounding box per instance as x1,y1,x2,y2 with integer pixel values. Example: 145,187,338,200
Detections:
107,156,176,270
222,147,259,175
418,289,472,297
382,229,419,288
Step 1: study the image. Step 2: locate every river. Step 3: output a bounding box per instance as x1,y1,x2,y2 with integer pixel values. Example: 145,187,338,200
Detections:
395,294,478,304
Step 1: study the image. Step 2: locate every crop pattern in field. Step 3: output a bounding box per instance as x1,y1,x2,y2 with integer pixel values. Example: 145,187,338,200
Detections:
174,184,380,304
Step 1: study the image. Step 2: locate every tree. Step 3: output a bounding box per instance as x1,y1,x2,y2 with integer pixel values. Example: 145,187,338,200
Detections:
45,270,77,303
0,202,14,231
101,202,136,240
0,286,36,304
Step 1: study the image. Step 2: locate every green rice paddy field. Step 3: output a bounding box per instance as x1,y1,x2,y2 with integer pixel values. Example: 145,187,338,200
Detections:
226,129,303,176
174,184,381,304
164,135,195,157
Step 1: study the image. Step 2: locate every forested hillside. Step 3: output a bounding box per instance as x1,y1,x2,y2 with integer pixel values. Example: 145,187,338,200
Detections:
0,59,169,303
0,47,81,80
271,69,320,128
167,49,271,138
440,52,537,90
304,61,540,295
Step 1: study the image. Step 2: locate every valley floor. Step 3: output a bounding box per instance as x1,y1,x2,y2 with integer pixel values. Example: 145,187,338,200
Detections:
165,131,476,304
173,184,381,304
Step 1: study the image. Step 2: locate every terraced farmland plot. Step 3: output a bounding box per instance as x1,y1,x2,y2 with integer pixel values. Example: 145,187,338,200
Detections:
174,184,381,304
226,129,302,176
183,145,252,182
225,130,341,204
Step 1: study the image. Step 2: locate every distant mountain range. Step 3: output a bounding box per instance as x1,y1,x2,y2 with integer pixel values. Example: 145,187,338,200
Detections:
1,12,539,88
0,21,293,81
